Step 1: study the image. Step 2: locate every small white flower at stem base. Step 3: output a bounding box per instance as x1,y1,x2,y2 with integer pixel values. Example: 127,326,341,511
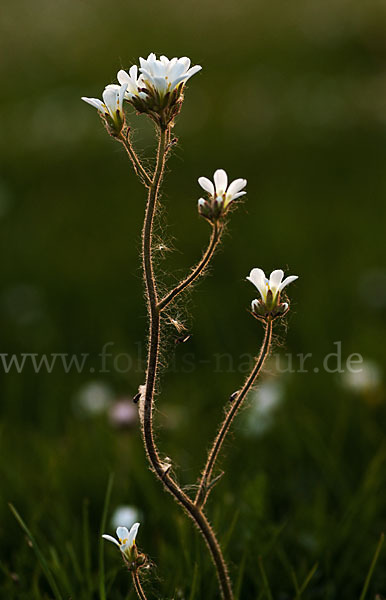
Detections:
102,523,146,569
247,268,298,320
81,83,128,136
197,169,247,222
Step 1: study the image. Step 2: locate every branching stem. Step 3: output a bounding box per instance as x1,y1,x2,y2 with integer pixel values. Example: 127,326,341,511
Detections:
140,126,233,600
195,319,273,508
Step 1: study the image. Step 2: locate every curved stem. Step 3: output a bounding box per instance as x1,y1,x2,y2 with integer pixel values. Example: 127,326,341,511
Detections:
158,222,222,312
195,319,273,508
140,127,233,600
119,130,152,187
132,570,147,600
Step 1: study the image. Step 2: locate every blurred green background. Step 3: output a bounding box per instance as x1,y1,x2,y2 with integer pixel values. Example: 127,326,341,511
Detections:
1,0,386,598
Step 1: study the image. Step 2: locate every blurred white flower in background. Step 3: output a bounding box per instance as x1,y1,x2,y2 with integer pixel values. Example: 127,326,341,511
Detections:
242,379,285,436
108,397,137,428
342,360,382,393
111,505,142,531
73,380,114,417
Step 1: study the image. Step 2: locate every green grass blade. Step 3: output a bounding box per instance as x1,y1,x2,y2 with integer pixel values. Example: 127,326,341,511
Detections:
359,532,384,600
297,562,318,598
221,508,240,551
234,549,247,600
188,560,200,600
9,503,63,600
99,472,115,600
258,556,273,600
83,498,93,596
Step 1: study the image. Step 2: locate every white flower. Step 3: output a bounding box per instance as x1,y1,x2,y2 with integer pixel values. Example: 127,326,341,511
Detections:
81,84,127,133
102,523,140,562
198,169,247,210
197,169,247,222
247,268,298,318
105,65,148,102
139,53,202,97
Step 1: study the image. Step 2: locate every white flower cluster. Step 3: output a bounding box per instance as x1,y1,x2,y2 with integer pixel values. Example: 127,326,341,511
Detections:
82,53,202,132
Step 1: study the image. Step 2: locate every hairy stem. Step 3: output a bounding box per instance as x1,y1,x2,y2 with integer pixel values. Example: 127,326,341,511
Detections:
132,570,148,600
158,221,222,312
140,127,233,600
119,130,152,187
195,319,273,508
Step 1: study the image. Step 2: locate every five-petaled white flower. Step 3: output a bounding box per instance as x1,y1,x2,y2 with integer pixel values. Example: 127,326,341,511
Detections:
247,268,298,318
138,53,202,97
102,523,140,562
105,65,148,102
81,84,128,134
198,169,247,222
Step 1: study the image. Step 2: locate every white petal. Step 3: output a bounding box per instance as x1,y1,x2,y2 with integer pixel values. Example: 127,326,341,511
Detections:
117,70,130,85
230,191,247,201
198,177,214,196
129,65,138,80
178,56,191,71
81,97,104,111
128,522,140,546
227,178,247,197
139,57,147,70
116,526,129,542
198,198,206,207
170,74,190,89
139,68,156,87
118,83,128,109
169,61,187,81
269,270,284,292
146,52,157,62
184,65,202,80
278,275,298,292
251,299,260,311
120,541,130,555
213,169,228,194
153,76,168,93
104,84,120,92
102,87,117,108
102,534,120,548
247,268,267,301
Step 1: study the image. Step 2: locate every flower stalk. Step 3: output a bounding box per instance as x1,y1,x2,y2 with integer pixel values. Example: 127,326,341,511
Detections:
195,319,273,508
132,570,148,600
158,220,222,312
119,130,152,187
